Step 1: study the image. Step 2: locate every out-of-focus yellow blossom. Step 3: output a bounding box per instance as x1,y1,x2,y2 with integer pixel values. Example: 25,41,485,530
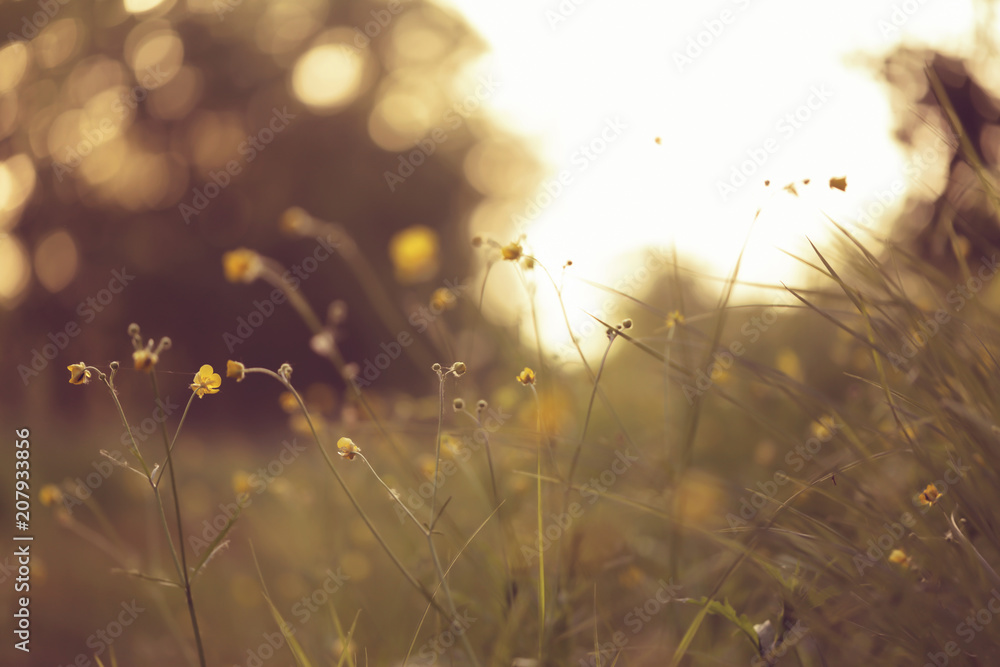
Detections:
430,287,457,311
133,348,158,371
222,248,263,283
501,241,523,261
40,484,64,506
918,483,942,506
389,225,439,284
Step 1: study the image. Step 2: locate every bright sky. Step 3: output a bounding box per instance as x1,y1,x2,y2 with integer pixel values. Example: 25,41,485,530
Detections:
433,0,984,354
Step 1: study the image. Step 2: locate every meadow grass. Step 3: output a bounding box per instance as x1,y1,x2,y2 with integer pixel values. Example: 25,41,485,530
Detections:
51,90,1000,666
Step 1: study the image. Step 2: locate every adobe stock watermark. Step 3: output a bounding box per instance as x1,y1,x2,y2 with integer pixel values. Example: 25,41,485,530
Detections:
405,609,477,665
852,127,956,229
673,0,755,73
887,255,999,371
716,84,834,201
751,619,809,667
725,419,841,529
55,600,145,667
383,75,501,192
555,245,666,361
877,0,933,39
17,267,136,386
681,291,796,404
223,235,338,353
510,116,628,234
58,450,128,515
5,0,71,44
392,405,512,523
910,459,970,516
545,0,592,30
852,510,916,576
350,276,471,388
924,588,1000,667
580,578,682,666
521,447,640,564
188,438,306,556
52,65,174,183
179,106,296,224
234,566,350,667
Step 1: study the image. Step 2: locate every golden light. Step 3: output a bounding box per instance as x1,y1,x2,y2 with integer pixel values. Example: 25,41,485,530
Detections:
389,225,440,284
148,66,203,120
255,0,328,55
35,19,81,69
123,0,170,14
0,42,30,94
0,235,31,308
368,87,436,152
388,9,452,66
0,154,37,229
129,29,183,85
291,37,367,113
34,229,79,293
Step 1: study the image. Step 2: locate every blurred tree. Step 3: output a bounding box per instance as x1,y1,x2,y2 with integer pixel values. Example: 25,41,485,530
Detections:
0,0,540,421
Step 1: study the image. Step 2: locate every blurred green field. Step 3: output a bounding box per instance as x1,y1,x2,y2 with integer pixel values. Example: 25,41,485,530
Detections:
18,202,1000,666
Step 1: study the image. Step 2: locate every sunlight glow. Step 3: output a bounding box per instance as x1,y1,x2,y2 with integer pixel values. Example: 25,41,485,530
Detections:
435,0,985,356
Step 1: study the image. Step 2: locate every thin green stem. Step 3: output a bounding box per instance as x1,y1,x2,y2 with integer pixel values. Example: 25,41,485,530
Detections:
149,373,206,667
246,367,452,621
429,370,481,667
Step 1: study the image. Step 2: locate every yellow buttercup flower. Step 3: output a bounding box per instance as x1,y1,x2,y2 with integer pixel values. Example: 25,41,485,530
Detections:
39,484,64,506
430,287,457,311
222,248,263,283
67,362,91,385
918,483,942,506
516,367,536,385
501,241,523,261
665,311,684,329
133,348,159,371
190,364,222,398
389,225,439,284
226,360,246,382
337,437,361,461
888,549,912,569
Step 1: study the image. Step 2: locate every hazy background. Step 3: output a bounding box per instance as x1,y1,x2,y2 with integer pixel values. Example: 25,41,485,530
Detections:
2,0,1000,664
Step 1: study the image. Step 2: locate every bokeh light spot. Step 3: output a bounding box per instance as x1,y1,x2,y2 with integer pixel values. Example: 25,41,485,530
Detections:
291,40,366,113
0,43,30,94
124,0,170,14
34,229,79,293
0,235,31,308
389,225,440,284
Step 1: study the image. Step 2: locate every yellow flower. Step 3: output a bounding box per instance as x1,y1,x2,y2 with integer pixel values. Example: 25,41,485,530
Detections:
133,348,158,371
918,483,942,506
190,364,222,398
226,360,246,382
516,367,536,385
222,248,263,283
232,470,253,497
888,549,912,569
280,206,312,234
67,362,91,385
665,311,684,329
430,287,457,311
337,437,361,461
501,241,523,261
39,484,64,506
389,225,439,284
